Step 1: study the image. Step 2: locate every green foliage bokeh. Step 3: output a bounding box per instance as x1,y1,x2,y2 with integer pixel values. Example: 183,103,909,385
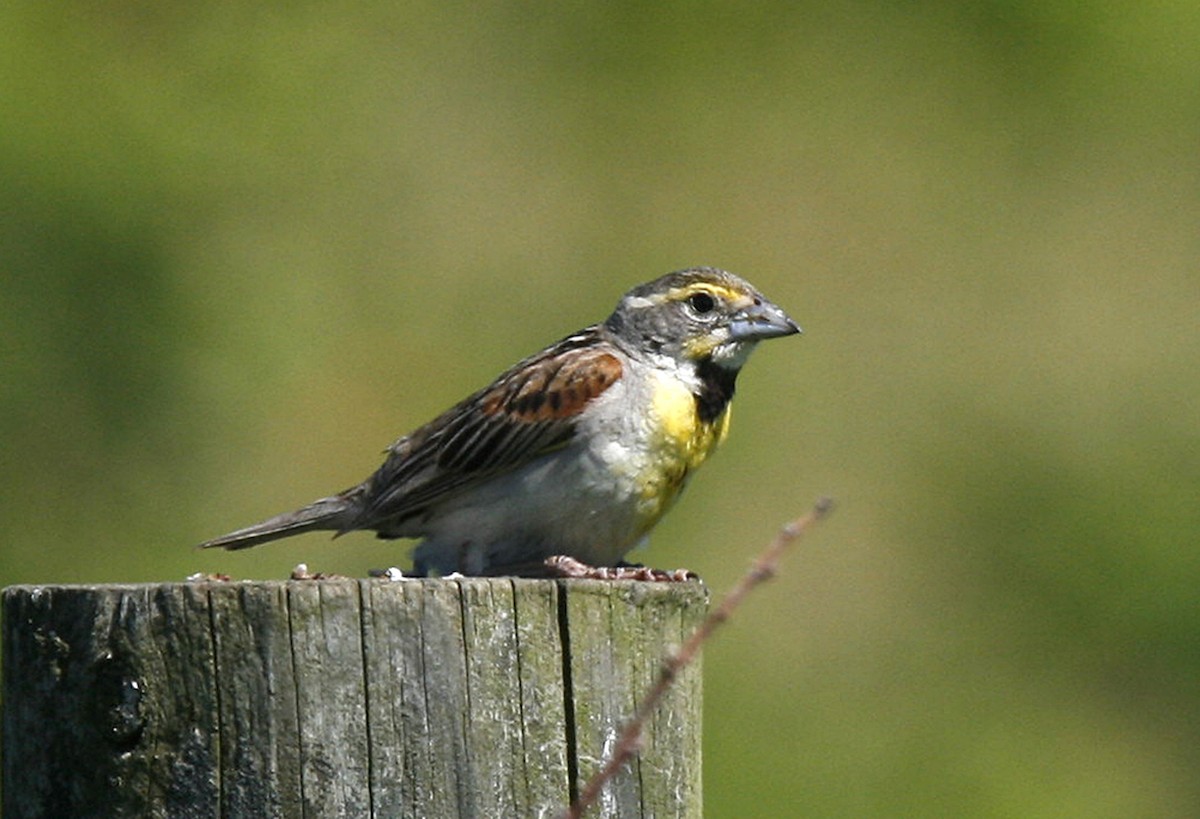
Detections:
2,3,1198,815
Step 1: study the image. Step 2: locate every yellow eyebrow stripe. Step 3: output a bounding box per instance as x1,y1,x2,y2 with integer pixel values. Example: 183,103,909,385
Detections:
637,282,749,307
667,283,745,304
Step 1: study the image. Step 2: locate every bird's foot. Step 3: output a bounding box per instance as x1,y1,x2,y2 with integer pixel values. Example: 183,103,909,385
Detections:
541,555,700,582
289,563,347,581
186,572,233,583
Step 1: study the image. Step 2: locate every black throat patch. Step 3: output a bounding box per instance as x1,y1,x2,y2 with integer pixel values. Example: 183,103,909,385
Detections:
694,358,738,424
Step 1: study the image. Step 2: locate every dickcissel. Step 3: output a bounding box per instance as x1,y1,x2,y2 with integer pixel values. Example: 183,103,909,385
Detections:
199,267,799,577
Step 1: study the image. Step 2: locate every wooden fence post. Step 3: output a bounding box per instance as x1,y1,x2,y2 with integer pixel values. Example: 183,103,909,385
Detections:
2,578,706,818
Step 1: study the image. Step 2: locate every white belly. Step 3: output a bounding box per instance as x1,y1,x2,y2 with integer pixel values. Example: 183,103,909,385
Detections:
409,368,716,575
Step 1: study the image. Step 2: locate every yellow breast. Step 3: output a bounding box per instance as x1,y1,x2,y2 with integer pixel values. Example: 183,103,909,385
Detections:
633,375,731,528
651,376,730,467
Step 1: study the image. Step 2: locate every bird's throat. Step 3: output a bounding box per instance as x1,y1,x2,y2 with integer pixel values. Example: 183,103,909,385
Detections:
694,358,738,424
649,363,734,473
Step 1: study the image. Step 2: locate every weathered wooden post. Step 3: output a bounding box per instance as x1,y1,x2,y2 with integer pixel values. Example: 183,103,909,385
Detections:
2,578,705,818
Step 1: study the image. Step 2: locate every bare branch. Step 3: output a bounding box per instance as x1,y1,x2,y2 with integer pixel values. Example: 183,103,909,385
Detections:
562,496,835,819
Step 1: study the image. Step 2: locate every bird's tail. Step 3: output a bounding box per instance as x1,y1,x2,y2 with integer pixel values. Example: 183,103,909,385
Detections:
197,494,357,551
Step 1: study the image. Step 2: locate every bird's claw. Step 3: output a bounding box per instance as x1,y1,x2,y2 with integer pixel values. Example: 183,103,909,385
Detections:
542,555,700,582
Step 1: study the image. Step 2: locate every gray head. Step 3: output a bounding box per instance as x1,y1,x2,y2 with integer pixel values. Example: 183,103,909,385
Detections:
605,267,799,369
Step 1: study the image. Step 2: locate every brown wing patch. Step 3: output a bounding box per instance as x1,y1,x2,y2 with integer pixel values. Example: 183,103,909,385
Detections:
482,350,622,422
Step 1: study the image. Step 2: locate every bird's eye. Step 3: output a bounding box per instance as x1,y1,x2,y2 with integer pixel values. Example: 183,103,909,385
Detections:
688,292,716,314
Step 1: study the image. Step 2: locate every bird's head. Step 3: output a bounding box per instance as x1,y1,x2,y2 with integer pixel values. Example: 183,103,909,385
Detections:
606,267,800,370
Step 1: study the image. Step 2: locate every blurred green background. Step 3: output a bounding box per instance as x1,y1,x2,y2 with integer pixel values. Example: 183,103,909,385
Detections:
3,2,1198,815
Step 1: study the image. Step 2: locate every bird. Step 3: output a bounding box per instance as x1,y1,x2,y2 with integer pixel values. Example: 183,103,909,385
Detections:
198,267,800,577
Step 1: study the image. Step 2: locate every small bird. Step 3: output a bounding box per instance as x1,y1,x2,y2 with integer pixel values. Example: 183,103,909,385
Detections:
199,267,800,577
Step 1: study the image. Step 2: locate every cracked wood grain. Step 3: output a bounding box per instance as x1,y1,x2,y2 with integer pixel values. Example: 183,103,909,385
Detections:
3,579,705,818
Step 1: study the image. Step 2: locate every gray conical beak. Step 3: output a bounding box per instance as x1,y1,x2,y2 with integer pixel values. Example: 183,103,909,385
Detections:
728,299,801,341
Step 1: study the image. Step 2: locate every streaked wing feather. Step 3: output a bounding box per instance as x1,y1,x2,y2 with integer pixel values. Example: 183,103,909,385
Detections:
352,331,622,528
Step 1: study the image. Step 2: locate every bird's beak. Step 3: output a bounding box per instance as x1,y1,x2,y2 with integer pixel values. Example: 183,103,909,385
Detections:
728,299,801,341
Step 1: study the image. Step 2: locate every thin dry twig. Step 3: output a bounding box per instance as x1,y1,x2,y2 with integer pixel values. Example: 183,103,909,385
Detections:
562,496,835,819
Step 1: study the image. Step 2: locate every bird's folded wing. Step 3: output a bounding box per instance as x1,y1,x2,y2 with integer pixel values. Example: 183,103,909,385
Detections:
350,337,623,528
